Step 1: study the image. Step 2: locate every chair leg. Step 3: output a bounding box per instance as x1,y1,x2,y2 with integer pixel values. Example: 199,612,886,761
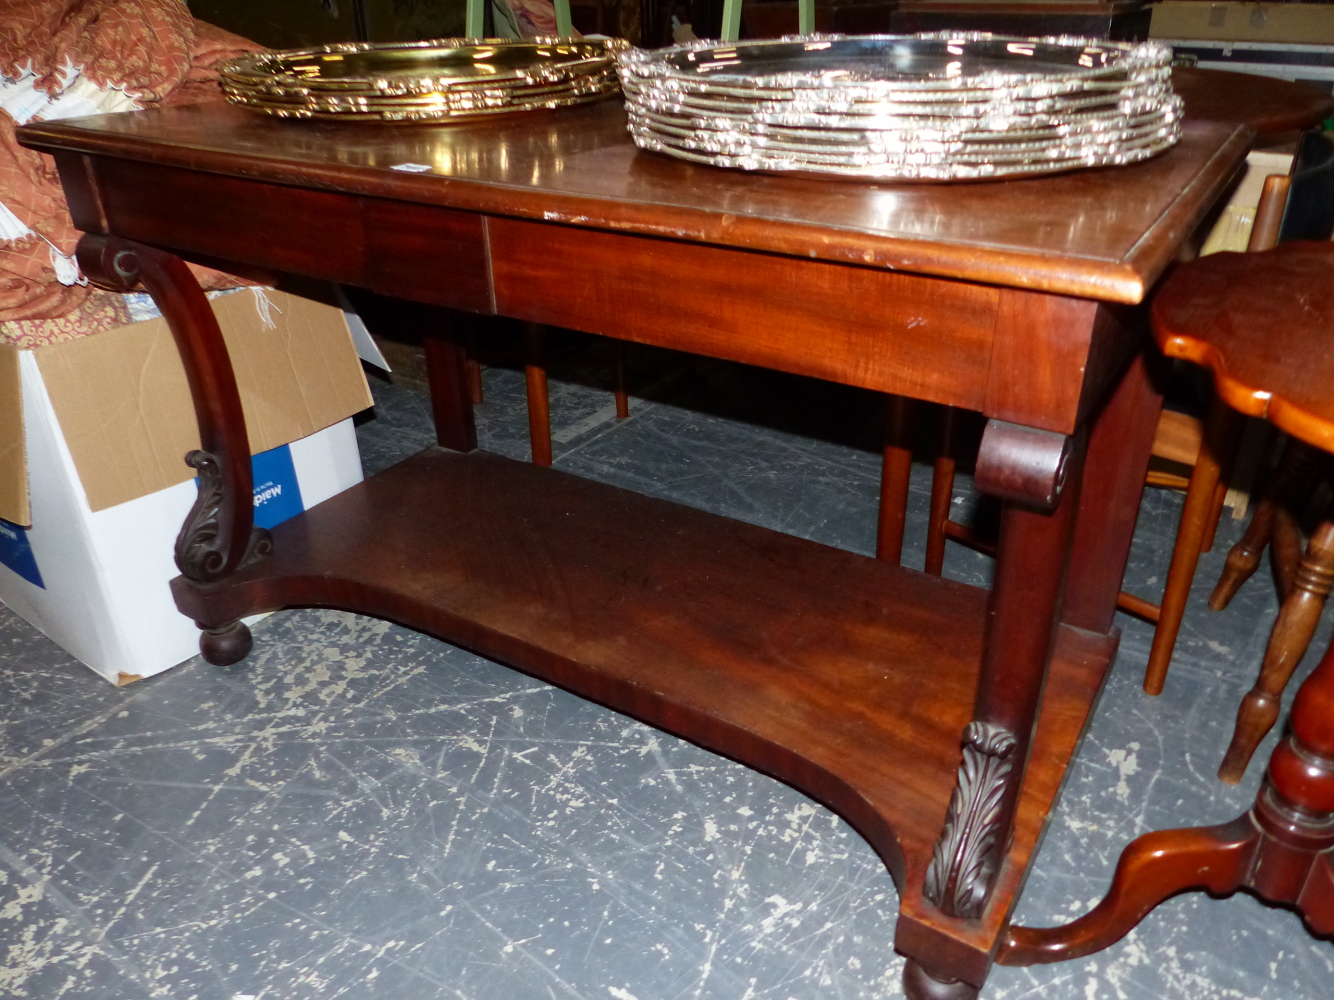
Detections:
1199,413,1244,552
876,394,914,564
924,405,956,577
466,327,484,405
1144,397,1242,695
522,321,553,467
613,339,629,419
1271,505,1305,601
1211,438,1321,610
1218,516,1334,783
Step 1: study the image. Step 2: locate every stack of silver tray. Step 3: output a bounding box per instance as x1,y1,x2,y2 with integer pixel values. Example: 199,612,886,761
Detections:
221,37,628,122
617,33,1183,181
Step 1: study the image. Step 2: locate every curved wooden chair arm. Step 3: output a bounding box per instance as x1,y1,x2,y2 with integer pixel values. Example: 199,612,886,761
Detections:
1151,241,1334,455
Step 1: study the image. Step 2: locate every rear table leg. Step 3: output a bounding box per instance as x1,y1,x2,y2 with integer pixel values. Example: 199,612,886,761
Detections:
877,394,915,563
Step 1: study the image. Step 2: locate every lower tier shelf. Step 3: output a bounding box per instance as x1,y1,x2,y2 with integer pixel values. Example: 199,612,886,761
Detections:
175,447,1116,980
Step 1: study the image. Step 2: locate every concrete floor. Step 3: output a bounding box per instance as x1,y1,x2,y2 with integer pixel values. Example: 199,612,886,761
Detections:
1,340,1330,1000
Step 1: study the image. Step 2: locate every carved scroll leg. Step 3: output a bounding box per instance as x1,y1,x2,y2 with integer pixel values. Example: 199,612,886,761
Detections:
925,421,1082,921
924,405,957,577
998,816,1258,966
877,394,915,563
1219,517,1334,783
1211,438,1321,611
76,235,269,662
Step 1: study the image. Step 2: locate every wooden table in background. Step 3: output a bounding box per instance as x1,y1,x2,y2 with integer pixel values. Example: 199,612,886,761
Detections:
1172,66,1334,137
20,102,1248,1000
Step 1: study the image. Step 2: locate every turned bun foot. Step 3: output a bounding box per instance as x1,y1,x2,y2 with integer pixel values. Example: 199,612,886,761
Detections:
199,621,252,665
902,960,980,1000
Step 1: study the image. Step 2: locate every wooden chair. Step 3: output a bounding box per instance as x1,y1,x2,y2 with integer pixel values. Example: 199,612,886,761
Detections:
996,238,1334,972
459,0,626,466
517,0,812,467
916,134,1334,699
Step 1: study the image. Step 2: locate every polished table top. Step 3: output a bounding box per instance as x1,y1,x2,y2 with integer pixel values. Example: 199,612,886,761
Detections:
24,100,1249,304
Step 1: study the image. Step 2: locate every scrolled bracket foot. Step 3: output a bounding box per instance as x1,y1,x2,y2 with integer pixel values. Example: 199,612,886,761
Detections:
175,449,271,583
974,420,1072,511
902,960,980,1000
199,620,253,666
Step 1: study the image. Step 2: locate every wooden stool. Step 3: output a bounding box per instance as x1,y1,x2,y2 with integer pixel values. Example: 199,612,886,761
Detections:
994,241,1334,968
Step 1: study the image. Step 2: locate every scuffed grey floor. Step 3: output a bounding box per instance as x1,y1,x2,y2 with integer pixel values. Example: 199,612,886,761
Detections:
2,342,1330,1000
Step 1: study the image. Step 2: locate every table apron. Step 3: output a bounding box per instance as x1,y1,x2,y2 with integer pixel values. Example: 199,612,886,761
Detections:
69,152,1131,434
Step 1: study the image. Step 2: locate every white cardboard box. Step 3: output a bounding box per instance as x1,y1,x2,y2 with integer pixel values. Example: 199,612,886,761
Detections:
0,288,373,683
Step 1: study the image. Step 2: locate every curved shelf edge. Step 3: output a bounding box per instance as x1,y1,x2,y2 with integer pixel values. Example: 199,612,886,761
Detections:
172,447,1116,978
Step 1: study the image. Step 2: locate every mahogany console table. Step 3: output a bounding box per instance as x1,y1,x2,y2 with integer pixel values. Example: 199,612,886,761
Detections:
19,103,1248,999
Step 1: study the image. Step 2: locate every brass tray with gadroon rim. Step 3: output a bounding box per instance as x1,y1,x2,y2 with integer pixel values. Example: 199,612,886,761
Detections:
220,37,629,122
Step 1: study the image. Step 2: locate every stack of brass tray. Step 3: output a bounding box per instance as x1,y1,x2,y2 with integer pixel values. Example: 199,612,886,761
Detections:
221,37,629,122
617,33,1183,180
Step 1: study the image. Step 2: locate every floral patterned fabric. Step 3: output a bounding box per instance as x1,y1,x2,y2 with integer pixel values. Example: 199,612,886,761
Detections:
0,2,262,348
492,0,577,38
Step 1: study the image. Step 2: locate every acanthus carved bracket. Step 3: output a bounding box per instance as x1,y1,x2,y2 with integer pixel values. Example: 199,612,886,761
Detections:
924,721,1019,920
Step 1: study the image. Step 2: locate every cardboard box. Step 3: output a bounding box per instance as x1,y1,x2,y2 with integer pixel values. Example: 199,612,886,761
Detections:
0,288,373,683
1152,2,1334,46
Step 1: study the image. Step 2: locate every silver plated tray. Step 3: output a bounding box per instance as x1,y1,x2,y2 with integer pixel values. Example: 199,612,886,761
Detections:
621,34,1168,93
617,33,1182,182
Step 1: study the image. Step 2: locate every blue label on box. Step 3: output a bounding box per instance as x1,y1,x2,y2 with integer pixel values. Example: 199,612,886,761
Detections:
0,518,44,588
250,444,304,530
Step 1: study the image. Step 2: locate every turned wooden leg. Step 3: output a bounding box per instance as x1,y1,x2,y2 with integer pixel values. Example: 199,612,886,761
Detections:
1218,517,1334,783
902,959,980,1000
613,339,630,419
199,620,254,666
522,321,553,467
1199,418,1243,553
1271,504,1305,601
925,421,1083,920
1211,438,1321,611
924,405,957,577
876,394,915,564
1003,607,1334,964
1143,396,1242,695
